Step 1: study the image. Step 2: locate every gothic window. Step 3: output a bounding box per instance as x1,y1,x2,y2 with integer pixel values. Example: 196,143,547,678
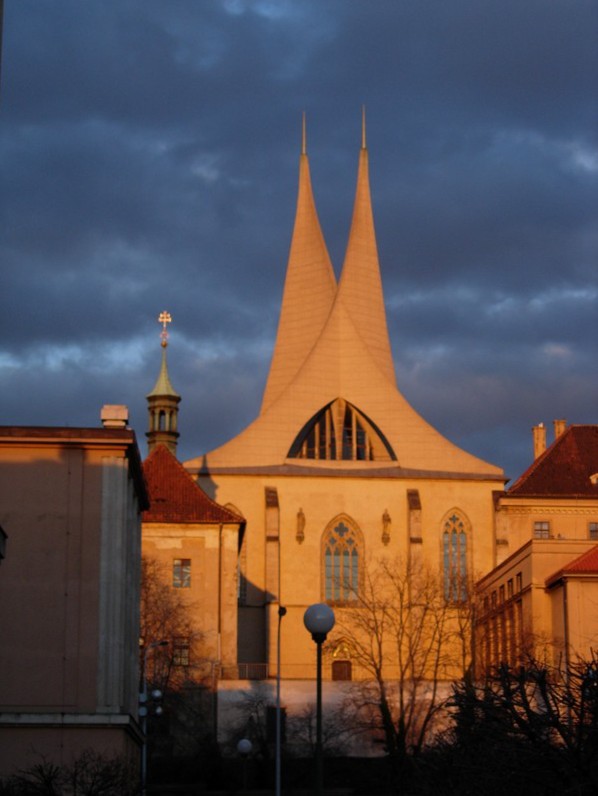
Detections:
442,512,469,603
322,517,362,603
288,398,396,462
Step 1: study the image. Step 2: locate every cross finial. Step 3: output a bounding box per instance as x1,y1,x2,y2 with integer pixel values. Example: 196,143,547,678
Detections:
158,311,172,348
361,105,367,149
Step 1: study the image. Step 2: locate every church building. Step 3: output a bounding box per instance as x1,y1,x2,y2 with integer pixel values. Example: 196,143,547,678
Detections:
169,117,506,697
144,116,505,748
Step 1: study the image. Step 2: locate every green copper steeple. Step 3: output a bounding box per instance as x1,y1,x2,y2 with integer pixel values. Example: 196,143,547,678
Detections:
146,311,181,456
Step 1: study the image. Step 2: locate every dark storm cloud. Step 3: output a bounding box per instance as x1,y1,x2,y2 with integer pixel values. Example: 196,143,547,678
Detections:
1,0,596,482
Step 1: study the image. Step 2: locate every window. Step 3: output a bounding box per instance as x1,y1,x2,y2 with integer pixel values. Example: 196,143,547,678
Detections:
442,512,468,602
323,518,361,603
533,521,550,539
173,637,190,667
288,399,396,462
499,585,505,604
516,572,522,593
589,523,598,541
507,578,513,599
173,558,191,588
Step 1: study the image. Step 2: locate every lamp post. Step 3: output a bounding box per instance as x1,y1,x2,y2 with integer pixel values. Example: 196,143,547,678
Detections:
237,738,252,792
140,640,168,796
303,603,335,796
276,605,287,796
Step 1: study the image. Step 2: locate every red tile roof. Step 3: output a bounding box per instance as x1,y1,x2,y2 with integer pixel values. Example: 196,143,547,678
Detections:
546,544,598,586
143,445,244,524
508,425,598,498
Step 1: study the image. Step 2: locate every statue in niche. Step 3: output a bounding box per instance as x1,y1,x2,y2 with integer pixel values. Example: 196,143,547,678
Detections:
296,508,306,544
382,509,391,546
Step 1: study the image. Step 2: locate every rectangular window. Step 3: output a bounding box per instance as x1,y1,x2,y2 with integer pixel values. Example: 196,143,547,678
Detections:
499,585,505,604
173,558,191,588
173,637,190,667
589,522,598,541
507,578,513,599
533,521,550,539
516,572,522,593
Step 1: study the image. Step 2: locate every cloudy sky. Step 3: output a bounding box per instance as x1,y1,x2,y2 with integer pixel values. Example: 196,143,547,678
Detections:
1,0,596,483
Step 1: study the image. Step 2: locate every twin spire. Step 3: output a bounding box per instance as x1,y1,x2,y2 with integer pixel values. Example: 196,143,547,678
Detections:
261,111,395,414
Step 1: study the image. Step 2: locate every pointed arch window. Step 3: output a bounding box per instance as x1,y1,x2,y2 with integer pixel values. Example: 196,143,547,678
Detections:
288,399,396,462
322,517,362,604
442,512,469,603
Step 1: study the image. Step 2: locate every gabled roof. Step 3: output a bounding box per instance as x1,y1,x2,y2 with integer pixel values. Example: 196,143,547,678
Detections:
508,425,598,497
143,444,243,524
546,544,598,587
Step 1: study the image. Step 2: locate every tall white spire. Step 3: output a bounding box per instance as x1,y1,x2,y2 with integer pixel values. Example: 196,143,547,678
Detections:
336,108,396,385
261,115,337,413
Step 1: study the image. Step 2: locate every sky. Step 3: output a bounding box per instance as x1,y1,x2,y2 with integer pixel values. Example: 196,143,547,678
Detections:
1,0,596,484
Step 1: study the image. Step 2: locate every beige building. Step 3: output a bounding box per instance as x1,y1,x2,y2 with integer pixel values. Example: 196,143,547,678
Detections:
476,423,598,673
138,121,505,742
0,410,148,777
142,443,245,673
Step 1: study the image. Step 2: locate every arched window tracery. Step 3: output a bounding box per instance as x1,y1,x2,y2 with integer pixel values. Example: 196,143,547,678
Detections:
442,510,470,603
288,399,396,462
322,516,362,604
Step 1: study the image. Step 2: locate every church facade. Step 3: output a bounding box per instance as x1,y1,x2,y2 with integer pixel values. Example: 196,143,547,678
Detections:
179,120,506,698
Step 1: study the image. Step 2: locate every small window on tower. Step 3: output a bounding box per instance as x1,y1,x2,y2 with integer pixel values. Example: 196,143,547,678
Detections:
173,558,191,588
589,522,598,541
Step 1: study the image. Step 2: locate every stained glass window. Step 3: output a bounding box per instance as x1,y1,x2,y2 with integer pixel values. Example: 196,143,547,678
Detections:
442,513,468,602
324,520,360,603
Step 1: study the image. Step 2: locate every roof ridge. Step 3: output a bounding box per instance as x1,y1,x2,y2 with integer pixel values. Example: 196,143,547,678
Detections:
546,544,598,585
508,425,572,492
143,444,244,523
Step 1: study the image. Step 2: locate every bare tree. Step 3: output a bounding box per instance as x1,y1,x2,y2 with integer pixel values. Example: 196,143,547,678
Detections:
331,556,472,779
140,556,216,761
447,655,598,794
140,556,203,693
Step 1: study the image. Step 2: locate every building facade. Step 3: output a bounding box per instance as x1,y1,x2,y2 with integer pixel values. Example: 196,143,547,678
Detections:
143,122,505,745
476,423,598,673
0,410,147,777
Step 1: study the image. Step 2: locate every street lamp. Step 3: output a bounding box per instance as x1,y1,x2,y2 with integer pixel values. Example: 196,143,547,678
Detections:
303,603,335,796
237,738,252,792
140,640,168,796
276,605,287,796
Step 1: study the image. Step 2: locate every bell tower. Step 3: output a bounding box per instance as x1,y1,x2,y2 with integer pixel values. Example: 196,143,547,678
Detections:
146,311,180,456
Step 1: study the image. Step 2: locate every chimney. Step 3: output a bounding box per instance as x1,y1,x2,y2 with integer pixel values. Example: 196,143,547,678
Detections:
553,419,567,439
532,423,546,459
101,404,129,429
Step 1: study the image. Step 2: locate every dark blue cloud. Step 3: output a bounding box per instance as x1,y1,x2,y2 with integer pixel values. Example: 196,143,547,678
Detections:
1,0,596,481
